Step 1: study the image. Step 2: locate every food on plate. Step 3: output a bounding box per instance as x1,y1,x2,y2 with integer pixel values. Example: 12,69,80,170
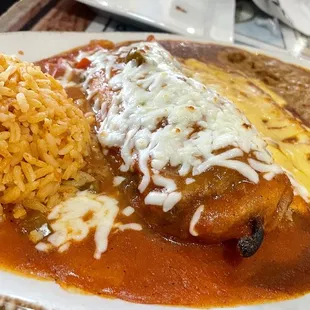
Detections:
179,60,309,226
0,37,310,308
0,54,90,220
0,52,142,256
218,49,310,127
72,41,293,257
184,58,310,206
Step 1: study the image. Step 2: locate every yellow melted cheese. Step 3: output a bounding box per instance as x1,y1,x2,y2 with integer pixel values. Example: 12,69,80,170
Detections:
184,59,310,205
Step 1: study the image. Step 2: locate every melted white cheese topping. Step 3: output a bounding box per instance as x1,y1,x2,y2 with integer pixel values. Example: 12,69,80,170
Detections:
119,223,142,231
57,60,80,88
152,175,176,192
122,206,135,216
185,178,195,185
189,205,204,236
35,191,143,259
113,176,125,187
78,42,283,212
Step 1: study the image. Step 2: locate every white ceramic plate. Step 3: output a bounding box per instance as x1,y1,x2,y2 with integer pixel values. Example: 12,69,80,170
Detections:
0,31,310,310
75,0,235,43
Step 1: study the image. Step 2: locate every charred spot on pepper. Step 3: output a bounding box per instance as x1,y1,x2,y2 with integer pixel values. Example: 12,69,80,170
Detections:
237,217,264,258
125,48,146,66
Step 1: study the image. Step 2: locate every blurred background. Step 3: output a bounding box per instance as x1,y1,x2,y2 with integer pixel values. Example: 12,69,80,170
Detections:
0,0,309,58
0,0,18,14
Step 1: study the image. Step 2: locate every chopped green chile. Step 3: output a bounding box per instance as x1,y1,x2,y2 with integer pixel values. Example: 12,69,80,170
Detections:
125,48,146,65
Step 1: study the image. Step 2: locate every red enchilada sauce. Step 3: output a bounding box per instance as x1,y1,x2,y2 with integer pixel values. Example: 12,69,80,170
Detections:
1,209,310,306
0,40,310,307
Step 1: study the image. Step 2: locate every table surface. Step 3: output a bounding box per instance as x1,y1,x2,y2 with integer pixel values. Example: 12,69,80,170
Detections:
0,0,309,59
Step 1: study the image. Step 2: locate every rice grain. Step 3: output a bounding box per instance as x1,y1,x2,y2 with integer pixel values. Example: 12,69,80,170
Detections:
0,54,90,210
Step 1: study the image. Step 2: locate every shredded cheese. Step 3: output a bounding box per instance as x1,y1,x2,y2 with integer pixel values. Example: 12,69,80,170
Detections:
189,205,205,236
122,206,135,217
35,242,52,252
145,191,168,206
35,191,144,258
77,42,283,213
185,178,195,185
152,175,176,193
113,176,125,187
119,223,142,231
163,192,182,212
57,60,79,88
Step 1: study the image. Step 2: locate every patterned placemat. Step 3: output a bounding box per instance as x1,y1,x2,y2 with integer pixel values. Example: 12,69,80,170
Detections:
0,295,45,310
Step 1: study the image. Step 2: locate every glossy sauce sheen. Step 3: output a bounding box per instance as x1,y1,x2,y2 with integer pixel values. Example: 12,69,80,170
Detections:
1,213,310,306
1,40,310,307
